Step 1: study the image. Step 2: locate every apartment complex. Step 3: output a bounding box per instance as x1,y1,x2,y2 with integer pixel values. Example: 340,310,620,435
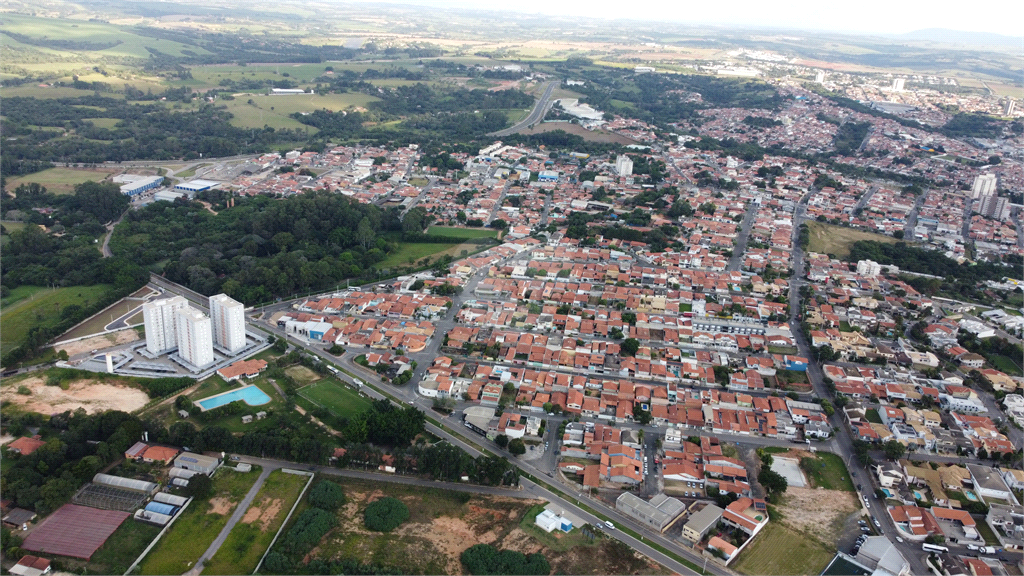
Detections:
209,293,246,353
175,307,214,368
142,296,188,354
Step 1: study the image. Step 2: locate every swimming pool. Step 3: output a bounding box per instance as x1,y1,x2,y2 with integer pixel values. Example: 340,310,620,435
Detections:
913,490,925,501
881,488,895,498
964,490,979,501
197,385,272,411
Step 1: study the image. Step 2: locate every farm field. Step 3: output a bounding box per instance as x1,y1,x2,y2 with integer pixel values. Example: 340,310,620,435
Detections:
805,221,898,259
202,470,309,575
733,522,834,576
298,378,373,419
138,467,263,575
285,477,663,575
426,226,499,238
215,93,380,130
5,167,118,195
0,285,113,351
520,122,637,144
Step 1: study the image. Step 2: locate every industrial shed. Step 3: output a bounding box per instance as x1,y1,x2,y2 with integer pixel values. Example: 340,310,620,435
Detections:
615,492,687,533
174,452,220,475
154,492,189,507
93,473,158,494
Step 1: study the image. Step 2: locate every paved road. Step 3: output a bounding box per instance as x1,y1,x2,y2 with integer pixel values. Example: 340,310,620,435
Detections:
903,188,928,237
100,209,130,258
489,81,557,137
190,465,273,575
853,185,878,214
727,200,759,271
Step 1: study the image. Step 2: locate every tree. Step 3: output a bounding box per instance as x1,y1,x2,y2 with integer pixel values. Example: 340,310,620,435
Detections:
819,399,835,417
187,473,213,498
633,404,653,425
308,480,346,511
621,338,640,357
364,497,410,532
495,434,509,449
758,468,788,495
507,438,526,456
883,440,906,460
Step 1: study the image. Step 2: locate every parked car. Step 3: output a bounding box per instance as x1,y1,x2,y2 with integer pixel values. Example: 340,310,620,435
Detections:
873,519,881,528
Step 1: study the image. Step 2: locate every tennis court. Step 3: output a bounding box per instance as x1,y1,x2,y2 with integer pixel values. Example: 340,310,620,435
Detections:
22,504,129,559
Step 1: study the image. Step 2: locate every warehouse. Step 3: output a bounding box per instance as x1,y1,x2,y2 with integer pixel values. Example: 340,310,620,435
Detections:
174,179,219,195
615,492,686,533
682,503,724,542
174,452,220,475
117,175,164,196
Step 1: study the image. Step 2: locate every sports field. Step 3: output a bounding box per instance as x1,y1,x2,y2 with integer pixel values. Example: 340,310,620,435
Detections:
733,522,834,575
805,221,898,259
5,167,117,195
298,378,372,418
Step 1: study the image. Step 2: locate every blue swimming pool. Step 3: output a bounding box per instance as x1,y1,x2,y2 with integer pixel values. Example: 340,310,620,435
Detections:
197,386,272,411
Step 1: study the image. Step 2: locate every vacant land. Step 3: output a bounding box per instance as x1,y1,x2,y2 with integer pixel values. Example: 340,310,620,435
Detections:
284,365,321,385
1,373,150,415
298,379,373,419
298,478,661,575
58,326,141,357
990,355,1023,376
0,285,113,350
733,522,834,575
5,167,117,195
805,221,898,259
85,518,162,575
203,470,308,575
427,226,499,238
59,296,147,341
521,122,637,144
799,452,856,492
777,485,859,547
216,93,380,131
378,241,480,269
138,467,263,575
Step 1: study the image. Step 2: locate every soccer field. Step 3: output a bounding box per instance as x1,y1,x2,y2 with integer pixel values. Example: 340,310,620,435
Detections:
298,378,373,418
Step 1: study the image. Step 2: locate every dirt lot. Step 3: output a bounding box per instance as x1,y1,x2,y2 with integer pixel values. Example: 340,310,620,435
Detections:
520,122,638,144
768,448,859,546
241,498,283,530
284,365,321,385
1,376,150,414
308,481,663,575
57,329,140,357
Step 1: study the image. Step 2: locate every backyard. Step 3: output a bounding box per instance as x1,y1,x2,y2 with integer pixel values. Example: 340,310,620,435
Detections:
202,470,310,575
138,467,263,575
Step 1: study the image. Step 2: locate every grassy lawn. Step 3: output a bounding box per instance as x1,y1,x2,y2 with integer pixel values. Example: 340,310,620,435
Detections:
974,514,1001,545
733,522,834,575
378,240,485,269
426,226,498,238
839,321,853,331
87,519,162,574
58,296,145,340
176,163,211,179
989,355,1023,376
0,285,113,350
805,221,898,259
6,167,117,195
679,302,693,313
202,470,309,575
195,379,284,433
767,345,799,355
138,467,263,575
298,378,373,419
214,93,380,131
865,409,883,424
801,453,856,492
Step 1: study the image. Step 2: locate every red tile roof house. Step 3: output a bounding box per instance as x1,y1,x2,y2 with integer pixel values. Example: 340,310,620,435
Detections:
6,436,46,456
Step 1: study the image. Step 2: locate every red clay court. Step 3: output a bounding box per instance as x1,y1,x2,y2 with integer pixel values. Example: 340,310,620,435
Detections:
22,504,128,559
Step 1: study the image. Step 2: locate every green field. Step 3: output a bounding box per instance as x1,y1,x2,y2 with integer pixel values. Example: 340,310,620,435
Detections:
801,453,856,492
87,519,162,575
202,470,309,575
138,467,263,575
215,93,380,130
5,167,117,195
0,285,113,350
377,242,467,269
865,409,883,424
805,221,899,259
733,522,834,575
426,226,499,238
299,378,372,418
989,355,1023,376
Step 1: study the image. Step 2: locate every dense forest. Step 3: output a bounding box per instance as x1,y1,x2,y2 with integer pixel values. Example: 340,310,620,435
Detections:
109,192,415,304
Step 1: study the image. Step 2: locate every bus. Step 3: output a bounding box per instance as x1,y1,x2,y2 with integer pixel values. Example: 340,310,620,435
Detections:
922,543,949,553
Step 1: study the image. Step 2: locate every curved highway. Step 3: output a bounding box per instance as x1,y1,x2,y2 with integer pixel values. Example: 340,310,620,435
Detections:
489,81,557,137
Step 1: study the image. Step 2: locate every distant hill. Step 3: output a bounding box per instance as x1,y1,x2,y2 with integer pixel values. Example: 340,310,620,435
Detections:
899,28,1023,49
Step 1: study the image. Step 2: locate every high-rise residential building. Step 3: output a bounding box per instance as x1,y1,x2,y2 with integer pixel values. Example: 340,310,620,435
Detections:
976,194,1010,221
856,260,882,277
209,293,246,353
891,78,905,91
1004,99,1016,117
972,174,998,199
615,155,633,177
143,296,188,354
815,71,826,84
176,307,214,368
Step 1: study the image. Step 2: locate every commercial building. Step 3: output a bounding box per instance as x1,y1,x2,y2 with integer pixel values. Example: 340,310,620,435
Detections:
209,293,246,353
115,175,164,197
972,174,998,198
143,296,188,354
174,452,220,475
615,155,634,177
682,503,724,542
173,179,219,196
176,307,214,368
615,492,686,533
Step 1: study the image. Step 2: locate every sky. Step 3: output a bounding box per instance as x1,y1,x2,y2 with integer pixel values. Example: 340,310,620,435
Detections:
365,0,1024,38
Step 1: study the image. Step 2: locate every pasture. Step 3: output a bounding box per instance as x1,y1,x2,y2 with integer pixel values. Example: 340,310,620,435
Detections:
216,93,380,131
5,167,117,195
0,285,113,351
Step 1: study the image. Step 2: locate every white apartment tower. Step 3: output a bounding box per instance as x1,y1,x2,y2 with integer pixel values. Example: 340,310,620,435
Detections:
815,71,826,84
143,296,188,354
856,259,882,277
615,155,633,177
209,293,246,353
891,78,905,91
972,174,998,199
176,307,214,368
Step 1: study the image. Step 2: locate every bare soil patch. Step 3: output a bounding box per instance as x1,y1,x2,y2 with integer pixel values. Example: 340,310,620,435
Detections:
58,329,140,357
521,122,638,144
241,498,284,531
209,497,232,515
1,376,149,414
777,486,859,546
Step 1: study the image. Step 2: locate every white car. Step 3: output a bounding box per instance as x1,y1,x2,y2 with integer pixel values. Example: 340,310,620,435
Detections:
896,537,904,543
